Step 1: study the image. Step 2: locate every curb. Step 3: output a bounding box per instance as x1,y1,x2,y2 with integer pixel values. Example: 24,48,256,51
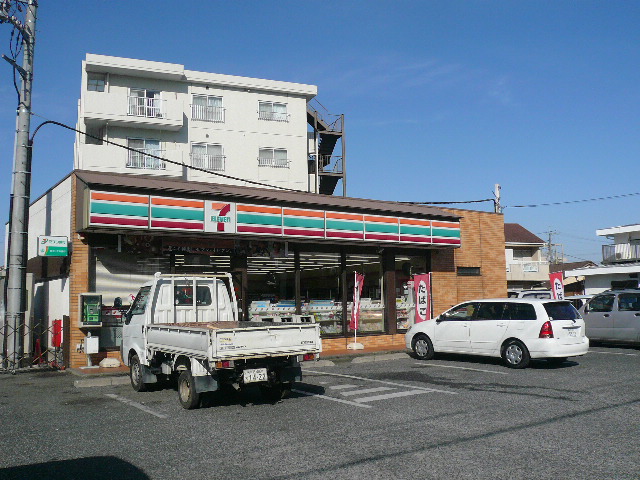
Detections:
74,376,130,388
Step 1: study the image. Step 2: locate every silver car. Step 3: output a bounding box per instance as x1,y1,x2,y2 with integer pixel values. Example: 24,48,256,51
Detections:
580,290,640,345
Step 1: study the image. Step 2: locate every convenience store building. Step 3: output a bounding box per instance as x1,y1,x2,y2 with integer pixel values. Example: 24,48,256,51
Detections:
27,170,507,368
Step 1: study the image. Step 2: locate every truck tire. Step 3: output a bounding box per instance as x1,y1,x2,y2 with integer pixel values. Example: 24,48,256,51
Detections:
178,370,201,409
130,354,147,392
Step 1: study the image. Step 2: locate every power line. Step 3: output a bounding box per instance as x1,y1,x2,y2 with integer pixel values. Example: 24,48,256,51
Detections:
506,191,640,208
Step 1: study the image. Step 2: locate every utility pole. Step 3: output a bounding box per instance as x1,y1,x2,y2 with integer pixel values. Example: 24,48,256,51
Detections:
493,184,502,213
544,230,561,265
1,0,37,370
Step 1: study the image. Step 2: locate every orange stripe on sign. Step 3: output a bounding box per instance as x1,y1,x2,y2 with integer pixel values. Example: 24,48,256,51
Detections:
151,197,204,208
364,215,398,224
238,204,281,215
399,218,431,227
432,221,459,229
91,192,148,204
209,202,228,210
326,212,363,221
283,208,324,218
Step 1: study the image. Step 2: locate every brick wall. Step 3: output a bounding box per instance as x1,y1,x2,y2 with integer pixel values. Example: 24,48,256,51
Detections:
431,209,506,316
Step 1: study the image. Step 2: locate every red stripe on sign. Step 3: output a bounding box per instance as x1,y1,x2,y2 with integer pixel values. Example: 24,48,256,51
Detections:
91,216,148,227
283,228,325,237
151,220,203,230
237,225,282,235
400,236,432,243
365,233,399,241
327,231,364,240
432,237,461,245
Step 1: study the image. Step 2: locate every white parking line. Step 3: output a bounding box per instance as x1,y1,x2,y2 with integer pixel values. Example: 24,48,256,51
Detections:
104,394,167,419
304,369,457,395
589,350,638,357
329,384,360,390
340,387,394,396
355,389,432,403
292,389,372,408
414,363,508,374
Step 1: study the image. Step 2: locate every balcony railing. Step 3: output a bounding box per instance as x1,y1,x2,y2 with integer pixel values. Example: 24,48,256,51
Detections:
127,149,166,170
602,243,640,263
127,96,165,118
192,153,225,172
309,155,344,174
506,260,549,274
258,157,290,168
191,104,225,123
258,111,290,122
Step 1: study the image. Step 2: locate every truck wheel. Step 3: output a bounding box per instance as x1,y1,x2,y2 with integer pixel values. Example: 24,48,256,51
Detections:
130,354,147,392
178,370,201,409
260,382,292,402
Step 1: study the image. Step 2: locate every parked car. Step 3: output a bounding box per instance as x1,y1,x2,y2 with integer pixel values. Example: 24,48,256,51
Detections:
406,298,589,368
580,290,640,345
565,294,593,310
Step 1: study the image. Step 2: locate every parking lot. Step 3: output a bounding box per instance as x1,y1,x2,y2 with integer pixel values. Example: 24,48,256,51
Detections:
1,345,639,480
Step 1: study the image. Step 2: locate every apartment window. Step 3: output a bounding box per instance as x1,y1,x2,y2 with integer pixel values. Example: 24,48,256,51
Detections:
87,73,106,92
192,95,224,122
191,143,225,171
457,267,481,276
85,126,104,145
258,148,289,168
127,138,165,170
258,101,289,122
128,88,163,118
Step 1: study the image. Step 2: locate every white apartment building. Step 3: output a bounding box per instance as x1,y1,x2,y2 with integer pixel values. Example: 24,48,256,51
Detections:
75,54,344,194
504,223,550,291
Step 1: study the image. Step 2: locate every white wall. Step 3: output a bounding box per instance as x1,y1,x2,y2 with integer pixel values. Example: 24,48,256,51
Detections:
584,274,640,294
27,177,72,259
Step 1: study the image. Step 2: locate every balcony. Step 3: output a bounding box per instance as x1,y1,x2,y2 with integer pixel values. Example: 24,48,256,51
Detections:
602,243,640,264
258,156,290,168
82,90,183,131
506,260,550,281
127,149,166,170
258,111,290,122
191,104,225,123
192,153,225,172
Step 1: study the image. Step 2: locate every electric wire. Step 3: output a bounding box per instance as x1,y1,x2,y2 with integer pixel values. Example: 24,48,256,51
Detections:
506,191,640,208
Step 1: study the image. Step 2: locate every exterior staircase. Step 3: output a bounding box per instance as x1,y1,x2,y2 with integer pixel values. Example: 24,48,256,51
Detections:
307,104,345,195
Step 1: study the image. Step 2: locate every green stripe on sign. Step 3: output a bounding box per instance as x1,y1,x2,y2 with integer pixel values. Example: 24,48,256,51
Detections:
326,220,363,232
432,228,461,238
284,217,324,229
365,222,398,234
91,201,148,218
400,225,431,236
151,206,204,221
238,213,282,226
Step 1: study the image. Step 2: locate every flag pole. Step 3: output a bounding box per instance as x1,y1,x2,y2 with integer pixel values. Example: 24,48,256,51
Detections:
347,271,364,350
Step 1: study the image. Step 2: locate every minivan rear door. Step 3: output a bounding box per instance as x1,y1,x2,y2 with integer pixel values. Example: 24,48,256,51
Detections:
469,302,509,354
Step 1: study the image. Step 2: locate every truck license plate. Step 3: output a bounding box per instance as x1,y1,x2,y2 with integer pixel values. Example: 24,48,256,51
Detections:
243,368,268,383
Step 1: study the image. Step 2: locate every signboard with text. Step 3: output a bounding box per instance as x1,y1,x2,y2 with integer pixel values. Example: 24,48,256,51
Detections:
550,272,565,300
37,236,68,257
414,273,432,323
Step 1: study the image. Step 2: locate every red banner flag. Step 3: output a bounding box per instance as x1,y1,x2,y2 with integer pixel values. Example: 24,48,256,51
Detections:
414,273,432,323
550,272,565,300
349,272,365,330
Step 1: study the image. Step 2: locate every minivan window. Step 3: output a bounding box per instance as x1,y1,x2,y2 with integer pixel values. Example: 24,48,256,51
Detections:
617,293,640,311
503,303,537,320
543,301,580,320
445,303,477,320
475,302,507,320
588,295,615,313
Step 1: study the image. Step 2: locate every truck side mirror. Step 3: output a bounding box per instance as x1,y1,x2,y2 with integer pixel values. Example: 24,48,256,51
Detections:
124,310,132,325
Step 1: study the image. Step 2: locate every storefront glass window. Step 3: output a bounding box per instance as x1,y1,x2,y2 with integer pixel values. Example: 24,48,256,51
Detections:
347,254,383,333
395,255,428,331
301,252,342,335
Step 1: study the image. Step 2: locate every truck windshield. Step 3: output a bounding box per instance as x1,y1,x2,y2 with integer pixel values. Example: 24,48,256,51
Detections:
130,286,151,315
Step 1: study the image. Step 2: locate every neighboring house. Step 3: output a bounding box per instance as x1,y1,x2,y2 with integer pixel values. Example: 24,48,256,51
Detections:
504,223,550,291
75,54,345,195
566,224,640,294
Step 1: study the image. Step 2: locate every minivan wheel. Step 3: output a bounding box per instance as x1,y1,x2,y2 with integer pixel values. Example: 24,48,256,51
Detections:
412,334,435,360
502,340,530,369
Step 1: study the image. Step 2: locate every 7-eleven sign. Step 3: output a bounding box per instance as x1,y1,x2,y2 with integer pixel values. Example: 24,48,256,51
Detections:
205,202,236,233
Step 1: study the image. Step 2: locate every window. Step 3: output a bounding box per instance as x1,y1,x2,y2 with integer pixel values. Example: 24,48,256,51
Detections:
129,287,151,317
457,267,481,276
258,148,289,168
587,295,614,313
258,101,289,122
128,88,163,118
618,293,640,311
543,302,580,320
192,95,224,122
87,73,106,92
475,302,507,320
127,138,165,170
191,143,225,171
85,126,104,145
174,285,212,306
503,303,537,320
445,303,477,320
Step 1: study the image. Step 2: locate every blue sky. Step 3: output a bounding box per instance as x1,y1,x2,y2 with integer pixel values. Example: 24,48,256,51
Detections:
1,0,639,264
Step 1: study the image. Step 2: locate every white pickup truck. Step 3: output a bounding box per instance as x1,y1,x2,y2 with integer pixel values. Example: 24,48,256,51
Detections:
122,273,322,409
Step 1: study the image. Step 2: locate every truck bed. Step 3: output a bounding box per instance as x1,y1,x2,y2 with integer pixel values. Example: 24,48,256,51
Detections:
145,321,322,361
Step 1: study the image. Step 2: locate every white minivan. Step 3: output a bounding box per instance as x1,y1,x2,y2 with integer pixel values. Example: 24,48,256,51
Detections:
405,299,589,368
